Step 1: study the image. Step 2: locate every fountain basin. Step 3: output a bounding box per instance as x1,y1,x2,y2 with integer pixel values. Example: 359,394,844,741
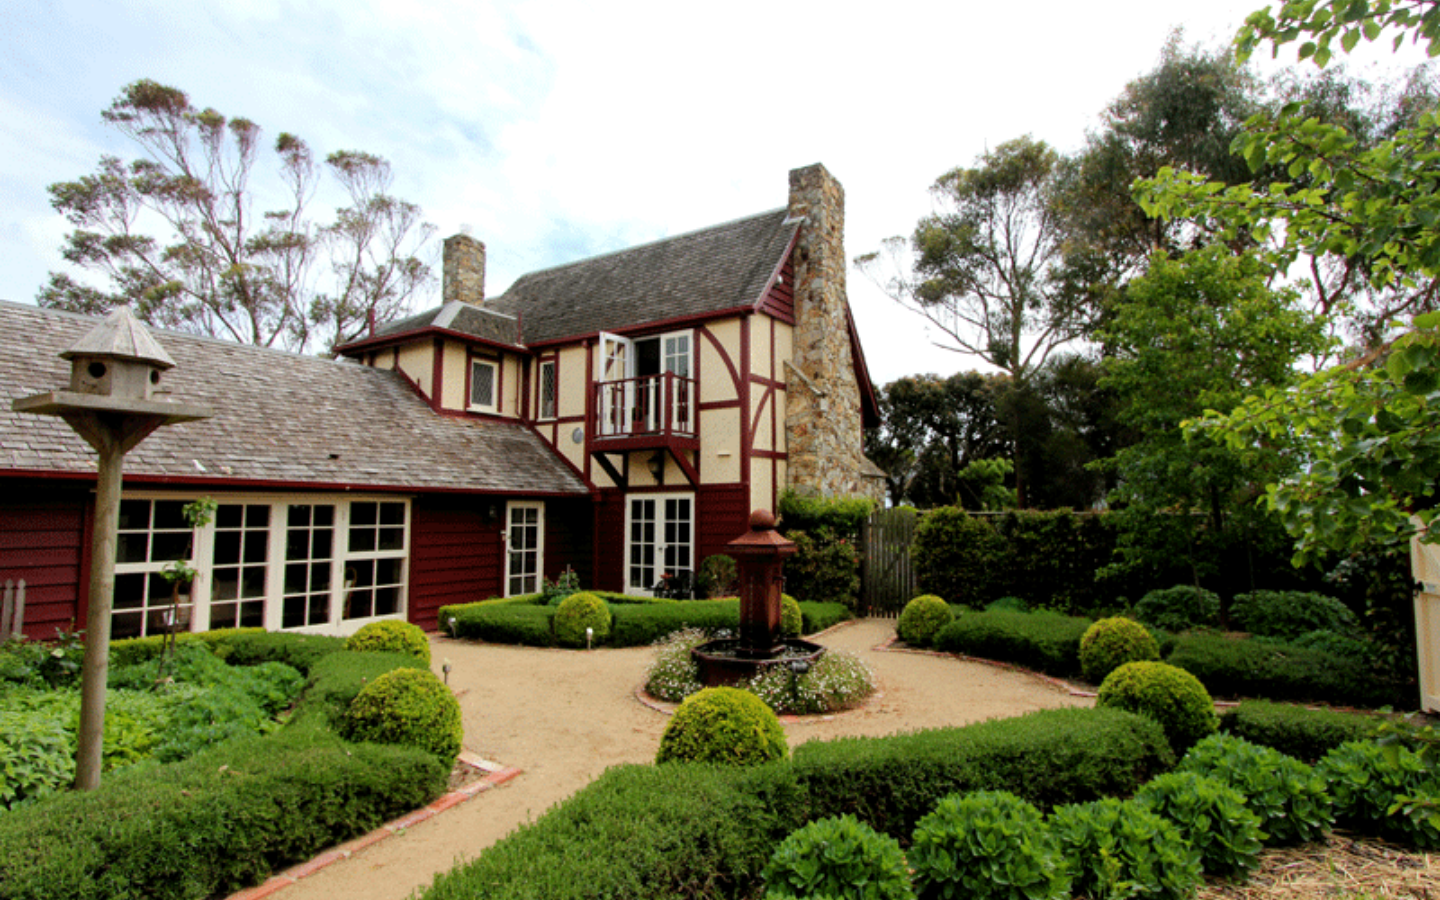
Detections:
691,638,826,687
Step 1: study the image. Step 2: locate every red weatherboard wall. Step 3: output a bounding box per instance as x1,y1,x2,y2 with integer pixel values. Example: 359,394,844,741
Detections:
0,480,88,639
408,495,503,628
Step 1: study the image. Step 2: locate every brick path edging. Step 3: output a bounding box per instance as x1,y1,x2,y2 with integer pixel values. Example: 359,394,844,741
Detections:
225,753,522,900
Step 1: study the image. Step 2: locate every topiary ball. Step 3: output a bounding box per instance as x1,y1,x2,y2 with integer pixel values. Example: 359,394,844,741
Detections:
554,592,612,648
346,619,431,665
763,814,914,900
1079,616,1159,683
896,594,953,647
344,667,462,764
781,593,803,638
1135,585,1221,632
655,686,787,766
1097,661,1219,753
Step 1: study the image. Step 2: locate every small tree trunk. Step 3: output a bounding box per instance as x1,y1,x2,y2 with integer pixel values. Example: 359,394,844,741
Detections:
75,450,123,791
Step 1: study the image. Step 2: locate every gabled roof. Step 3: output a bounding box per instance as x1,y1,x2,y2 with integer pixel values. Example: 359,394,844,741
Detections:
359,300,521,349
487,208,799,344
0,302,587,496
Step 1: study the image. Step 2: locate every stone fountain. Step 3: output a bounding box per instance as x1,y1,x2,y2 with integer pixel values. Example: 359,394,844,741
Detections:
691,509,826,686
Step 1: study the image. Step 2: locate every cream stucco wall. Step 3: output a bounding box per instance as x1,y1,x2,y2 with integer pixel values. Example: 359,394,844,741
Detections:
750,383,774,453
751,458,774,515
701,407,741,484
395,343,434,399
501,355,522,417
700,319,741,403
557,345,588,420
441,342,468,411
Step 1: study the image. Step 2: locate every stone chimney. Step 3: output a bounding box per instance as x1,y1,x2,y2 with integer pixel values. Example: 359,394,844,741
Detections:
443,233,486,306
784,164,877,500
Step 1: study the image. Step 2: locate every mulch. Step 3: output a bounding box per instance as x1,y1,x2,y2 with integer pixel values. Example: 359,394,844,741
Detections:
1198,832,1438,899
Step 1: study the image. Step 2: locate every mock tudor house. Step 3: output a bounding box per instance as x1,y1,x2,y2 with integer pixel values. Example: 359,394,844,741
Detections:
0,164,882,641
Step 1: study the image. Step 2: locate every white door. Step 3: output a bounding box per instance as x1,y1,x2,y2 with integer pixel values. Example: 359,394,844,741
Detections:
625,493,694,594
505,502,545,596
598,332,634,436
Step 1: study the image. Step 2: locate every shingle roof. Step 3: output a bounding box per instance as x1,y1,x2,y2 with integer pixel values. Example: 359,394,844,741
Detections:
370,300,520,346
0,301,588,496
487,208,798,344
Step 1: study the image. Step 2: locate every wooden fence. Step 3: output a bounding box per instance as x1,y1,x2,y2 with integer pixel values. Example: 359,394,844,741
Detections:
1,579,25,640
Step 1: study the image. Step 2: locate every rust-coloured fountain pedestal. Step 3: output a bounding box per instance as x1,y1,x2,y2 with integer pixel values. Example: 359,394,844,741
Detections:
691,509,825,687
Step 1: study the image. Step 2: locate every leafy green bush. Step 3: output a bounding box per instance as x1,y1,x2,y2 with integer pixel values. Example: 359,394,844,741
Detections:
912,507,1007,607
554,592,612,648
1317,740,1440,848
107,627,268,669
908,791,1070,900
294,649,428,728
1229,590,1357,640
0,708,74,809
0,630,84,688
1079,616,1160,684
778,490,875,536
645,628,709,702
781,593,803,638
697,554,739,598
1286,628,1373,661
541,567,582,605
613,599,740,644
1165,631,1400,707
992,509,1118,616
446,600,555,645
1049,797,1202,900
985,595,1028,612
1178,733,1332,845
762,815,913,900
1219,700,1376,762
656,687,787,766
1097,661,1218,753
786,529,861,607
345,667,463,764
346,620,431,664
799,601,853,634
896,594,952,647
1135,585,1221,632
1134,771,1264,879
746,650,875,715
933,609,1092,677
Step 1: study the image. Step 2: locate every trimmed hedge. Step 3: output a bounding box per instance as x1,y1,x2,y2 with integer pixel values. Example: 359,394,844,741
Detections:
1165,632,1402,708
291,650,428,728
109,627,269,668
1219,700,1378,762
932,609,1092,678
419,708,1172,900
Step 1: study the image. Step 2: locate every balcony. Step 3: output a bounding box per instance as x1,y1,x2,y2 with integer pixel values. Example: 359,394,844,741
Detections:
591,372,699,452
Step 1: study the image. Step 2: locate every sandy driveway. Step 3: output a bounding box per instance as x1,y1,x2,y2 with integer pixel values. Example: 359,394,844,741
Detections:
275,618,1091,900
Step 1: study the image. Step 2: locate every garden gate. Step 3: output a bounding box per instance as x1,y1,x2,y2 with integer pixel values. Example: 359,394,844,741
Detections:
1411,528,1440,712
859,507,919,617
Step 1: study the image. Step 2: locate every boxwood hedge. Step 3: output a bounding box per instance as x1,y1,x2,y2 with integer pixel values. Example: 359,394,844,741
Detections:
932,610,1092,678
1165,632,1403,708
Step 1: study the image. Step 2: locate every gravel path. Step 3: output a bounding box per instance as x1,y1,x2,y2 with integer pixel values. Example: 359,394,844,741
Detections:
274,618,1091,900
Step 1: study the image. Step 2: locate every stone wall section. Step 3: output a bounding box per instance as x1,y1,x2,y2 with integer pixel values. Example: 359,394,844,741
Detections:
784,164,884,502
443,234,486,306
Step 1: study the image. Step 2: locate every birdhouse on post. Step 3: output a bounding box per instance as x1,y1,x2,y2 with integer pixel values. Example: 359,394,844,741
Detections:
12,306,211,791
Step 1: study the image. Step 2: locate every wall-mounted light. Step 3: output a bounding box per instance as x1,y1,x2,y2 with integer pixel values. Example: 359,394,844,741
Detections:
486,502,501,524
646,451,665,480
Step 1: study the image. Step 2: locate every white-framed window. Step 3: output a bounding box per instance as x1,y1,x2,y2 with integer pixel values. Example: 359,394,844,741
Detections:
470,358,498,412
538,359,557,420
111,493,410,638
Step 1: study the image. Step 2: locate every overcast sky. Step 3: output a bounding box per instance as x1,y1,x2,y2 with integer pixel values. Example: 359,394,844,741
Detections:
1,0,1425,384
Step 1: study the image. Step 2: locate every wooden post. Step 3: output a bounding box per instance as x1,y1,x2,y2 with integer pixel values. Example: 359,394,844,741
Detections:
74,446,123,791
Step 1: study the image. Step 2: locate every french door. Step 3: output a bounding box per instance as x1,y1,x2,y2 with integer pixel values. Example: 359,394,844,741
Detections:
505,501,545,596
625,493,693,595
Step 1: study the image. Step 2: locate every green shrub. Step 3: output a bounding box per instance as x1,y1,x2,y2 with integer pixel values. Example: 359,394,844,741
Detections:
346,620,431,664
1049,797,1202,900
1179,733,1332,845
778,490,876,536
554,592,612,648
446,601,555,646
985,595,1028,612
746,650,876,715
294,649,427,728
800,601,853,634
0,709,74,809
645,628,709,703
896,595,952,647
1317,740,1440,848
656,687,787,766
107,627,267,669
1219,701,1377,762
1079,616,1160,684
781,593,803,638
786,529,861,607
214,630,347,673
611,599,741,645
0,630,84,688
908,791,1070,900
541,567,582,605
697,554,739,598
1134,771,1264,879
345,667,463,764
1286,628,1373,661
993,509,1117,616
1165,631,1400,707
912,507,1007,607
1135,585,1220,632
1097,661,1218,753
762,815,913,900
933,609,1092,678
1230,590,1357,640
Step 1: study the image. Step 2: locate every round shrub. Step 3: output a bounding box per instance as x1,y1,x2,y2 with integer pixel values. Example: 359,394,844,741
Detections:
1049,797,1202,900
346,619,431,664
554,592,612,648
896,594,952,647
1135,585,1220,632
762,814,914,900
1097,661,1218,753
1179,733,1333,845
1230,590,1357,640
655,686,787,766
1079,616,1159,684
912,507,1007,607
781,593,803,638
1135,771,1263,878
909,790,1071,900
344,667,462,764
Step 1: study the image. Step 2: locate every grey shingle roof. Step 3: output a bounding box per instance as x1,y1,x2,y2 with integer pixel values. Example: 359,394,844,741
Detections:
488,208,798,344
0,301,587,496
370,300,520,345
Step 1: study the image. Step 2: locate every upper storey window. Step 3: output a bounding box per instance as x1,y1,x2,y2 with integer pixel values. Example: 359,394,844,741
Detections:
470,358,498,413
538,359,557,420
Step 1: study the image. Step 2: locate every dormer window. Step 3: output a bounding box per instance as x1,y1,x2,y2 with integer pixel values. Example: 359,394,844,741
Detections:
470,358,498,413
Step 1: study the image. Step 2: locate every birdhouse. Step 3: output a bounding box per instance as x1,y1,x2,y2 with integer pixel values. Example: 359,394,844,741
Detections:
60,306,175,401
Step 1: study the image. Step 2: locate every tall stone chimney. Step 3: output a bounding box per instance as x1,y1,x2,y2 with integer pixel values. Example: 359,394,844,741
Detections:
784,164,877,500
443,233,486,306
